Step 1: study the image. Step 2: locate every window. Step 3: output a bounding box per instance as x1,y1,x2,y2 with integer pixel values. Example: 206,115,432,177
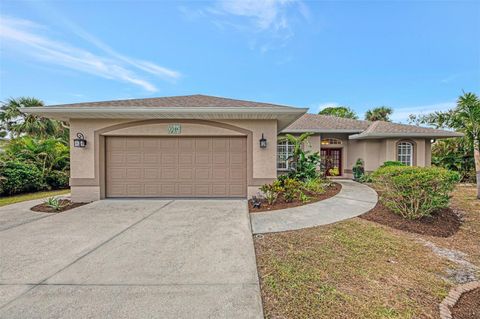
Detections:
277,140,294,170
397,141,414,166
321,138,342,145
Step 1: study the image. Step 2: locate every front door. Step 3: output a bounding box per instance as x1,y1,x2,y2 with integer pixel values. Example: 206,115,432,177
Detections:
321,148,342,176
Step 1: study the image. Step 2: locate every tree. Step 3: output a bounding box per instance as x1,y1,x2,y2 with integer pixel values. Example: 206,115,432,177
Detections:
319,106,358,119
0,97,68,140
409,92,480,199
365,106,393,121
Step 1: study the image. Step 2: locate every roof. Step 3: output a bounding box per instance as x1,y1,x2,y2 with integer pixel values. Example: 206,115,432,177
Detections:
283,113,371,133
46,94,298,109
284,114,463,139
21,94,308,131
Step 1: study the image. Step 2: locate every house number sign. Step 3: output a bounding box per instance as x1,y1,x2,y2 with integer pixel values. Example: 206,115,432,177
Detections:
167,124,181,134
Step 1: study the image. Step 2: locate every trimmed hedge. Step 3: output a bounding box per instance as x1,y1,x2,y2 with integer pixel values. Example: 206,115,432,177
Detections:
372,166,460,220
0,161,45,195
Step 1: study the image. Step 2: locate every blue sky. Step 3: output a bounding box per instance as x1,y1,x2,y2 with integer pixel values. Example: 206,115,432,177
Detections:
1,0,479,122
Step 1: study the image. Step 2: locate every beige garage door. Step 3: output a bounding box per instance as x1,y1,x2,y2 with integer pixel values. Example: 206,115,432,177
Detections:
105,136,247,198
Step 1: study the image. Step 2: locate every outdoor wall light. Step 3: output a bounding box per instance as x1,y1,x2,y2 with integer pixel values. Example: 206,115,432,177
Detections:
74,133,87,148
259,133,267,149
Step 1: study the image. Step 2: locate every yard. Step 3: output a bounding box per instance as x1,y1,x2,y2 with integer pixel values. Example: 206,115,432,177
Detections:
254,185,479,319
0,189,70,207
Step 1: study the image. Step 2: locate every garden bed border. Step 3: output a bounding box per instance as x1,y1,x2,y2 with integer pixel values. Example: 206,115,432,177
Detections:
439,281,480,319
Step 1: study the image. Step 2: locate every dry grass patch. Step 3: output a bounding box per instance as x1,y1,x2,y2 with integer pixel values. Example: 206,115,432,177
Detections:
255,219,452,319
425,185,480,268
0,189,70,207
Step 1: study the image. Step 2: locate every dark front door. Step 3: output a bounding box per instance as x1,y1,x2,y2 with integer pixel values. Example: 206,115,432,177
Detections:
321,148,342,176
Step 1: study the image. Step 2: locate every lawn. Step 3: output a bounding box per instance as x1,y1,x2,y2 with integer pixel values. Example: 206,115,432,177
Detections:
0,189,70,207
254,185,479,319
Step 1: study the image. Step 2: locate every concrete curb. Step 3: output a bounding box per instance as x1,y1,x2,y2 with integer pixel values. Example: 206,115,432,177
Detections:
439,281,480,319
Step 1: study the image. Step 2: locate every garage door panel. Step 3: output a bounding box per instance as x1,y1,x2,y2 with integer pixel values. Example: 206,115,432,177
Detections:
161,167,178,179
106,136,246,197
195,153,211,165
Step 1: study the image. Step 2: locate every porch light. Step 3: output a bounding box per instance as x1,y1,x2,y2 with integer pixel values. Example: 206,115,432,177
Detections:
259,133,267,149
74,133,87,148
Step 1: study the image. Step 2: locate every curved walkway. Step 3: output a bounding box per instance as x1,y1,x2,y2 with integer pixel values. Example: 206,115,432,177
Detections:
250,180,378,234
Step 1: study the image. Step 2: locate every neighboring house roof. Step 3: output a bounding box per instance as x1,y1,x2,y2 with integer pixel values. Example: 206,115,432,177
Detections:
284,114,463,139
21,94,308,131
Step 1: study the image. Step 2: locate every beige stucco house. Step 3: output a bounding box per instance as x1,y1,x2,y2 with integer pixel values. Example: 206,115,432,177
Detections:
23,94,462,202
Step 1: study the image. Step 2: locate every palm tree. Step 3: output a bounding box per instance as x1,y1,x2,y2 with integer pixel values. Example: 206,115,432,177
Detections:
0,97,68,139
365,106,393,121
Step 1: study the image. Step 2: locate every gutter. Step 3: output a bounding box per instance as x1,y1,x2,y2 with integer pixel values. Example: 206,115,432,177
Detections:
349,132,464,139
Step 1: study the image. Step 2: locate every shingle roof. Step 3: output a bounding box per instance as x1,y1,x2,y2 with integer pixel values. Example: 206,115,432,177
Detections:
283,114,371,132
47,94,297,109
283,114,463,138
349,120,463,139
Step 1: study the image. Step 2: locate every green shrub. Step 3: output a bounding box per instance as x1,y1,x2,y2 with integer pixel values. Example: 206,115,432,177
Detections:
380,161,406,168
283,178,302,202
372,166,460,220
260,180,284,205
299,192,311,203
46,170,69,189
0,161,45,195
288,152,321,182
302,178,326,194
352,158,365,181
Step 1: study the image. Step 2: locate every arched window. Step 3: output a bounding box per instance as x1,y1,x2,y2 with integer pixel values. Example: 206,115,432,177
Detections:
321,138,342,145
397,141,414,166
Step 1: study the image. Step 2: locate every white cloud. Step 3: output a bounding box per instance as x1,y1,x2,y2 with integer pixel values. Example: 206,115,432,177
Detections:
181,0,309,52
0,16,181,92
391,102,455,123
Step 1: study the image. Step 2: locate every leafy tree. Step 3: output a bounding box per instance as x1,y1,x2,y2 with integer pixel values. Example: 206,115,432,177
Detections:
409,92,480,199
1,136,69,181
365,106,393,121
319,106,358,119
0,97,68,140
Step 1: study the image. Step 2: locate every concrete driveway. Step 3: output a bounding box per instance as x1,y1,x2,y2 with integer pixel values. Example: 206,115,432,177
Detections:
0,199,263,319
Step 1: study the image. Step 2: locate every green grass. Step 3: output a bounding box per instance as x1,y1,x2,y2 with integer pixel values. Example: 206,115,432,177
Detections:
0,189,70,207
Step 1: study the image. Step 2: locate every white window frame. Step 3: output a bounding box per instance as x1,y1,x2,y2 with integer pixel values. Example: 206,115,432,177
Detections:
397,141,414,166
277,140,294,171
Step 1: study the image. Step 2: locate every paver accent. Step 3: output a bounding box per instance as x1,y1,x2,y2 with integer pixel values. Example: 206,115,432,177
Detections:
250,180,378,234
439,281,480,319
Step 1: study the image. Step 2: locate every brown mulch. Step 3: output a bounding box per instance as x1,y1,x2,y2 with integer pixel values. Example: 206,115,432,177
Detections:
360,202,461,237
31,199,87,213
451,287,480,319
249,182,341,213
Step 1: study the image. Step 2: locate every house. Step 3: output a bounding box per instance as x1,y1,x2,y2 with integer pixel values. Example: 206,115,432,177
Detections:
22,95,462,202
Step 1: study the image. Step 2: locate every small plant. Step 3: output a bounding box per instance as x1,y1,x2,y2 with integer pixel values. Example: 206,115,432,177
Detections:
283,178,302,202
328,167,340,177
260,181,283,205
299,192,311,203
302,178,326,194
372,166,460,220
352,158,365,181
44,197,66,211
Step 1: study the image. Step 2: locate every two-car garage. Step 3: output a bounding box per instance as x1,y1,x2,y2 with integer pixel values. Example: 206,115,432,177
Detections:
105,136,247,198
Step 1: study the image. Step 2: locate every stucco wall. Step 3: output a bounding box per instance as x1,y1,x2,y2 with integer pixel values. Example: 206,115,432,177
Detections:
69,119,277,202
346,138,432,174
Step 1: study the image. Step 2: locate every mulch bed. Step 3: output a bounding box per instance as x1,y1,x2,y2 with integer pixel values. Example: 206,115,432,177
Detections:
31,199,87,213
451,287,480,319
249,182,341,213
360,202,461,237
